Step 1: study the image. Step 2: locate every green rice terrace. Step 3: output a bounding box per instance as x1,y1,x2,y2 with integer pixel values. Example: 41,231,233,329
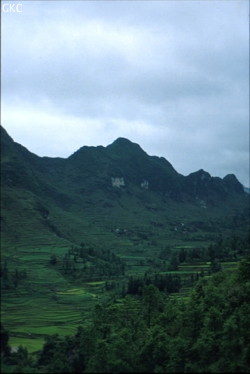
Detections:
1,237,246,355
1,126,249,372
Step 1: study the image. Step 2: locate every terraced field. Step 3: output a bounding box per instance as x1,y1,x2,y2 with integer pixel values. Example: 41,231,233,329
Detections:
1,243,114,352
2,282,107,352
1,235,240,354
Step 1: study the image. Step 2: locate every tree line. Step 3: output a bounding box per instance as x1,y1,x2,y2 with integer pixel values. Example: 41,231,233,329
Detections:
0,260,27,290
1,254,250,373
50,242,125,282
158,230,250,271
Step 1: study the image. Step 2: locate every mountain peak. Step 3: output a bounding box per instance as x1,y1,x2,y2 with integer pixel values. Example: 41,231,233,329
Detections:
107,137,146,156
109,137,139,148
223,174,244,193
112,137,133,145
223,174,240,183
187,169,211,180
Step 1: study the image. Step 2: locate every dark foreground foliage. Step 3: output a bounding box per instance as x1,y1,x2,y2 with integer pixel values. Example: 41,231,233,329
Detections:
1,255,250,373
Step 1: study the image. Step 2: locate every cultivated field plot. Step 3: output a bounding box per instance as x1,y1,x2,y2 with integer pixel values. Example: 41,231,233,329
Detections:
1,245,109,352
2,285,104,352
1,240,239,353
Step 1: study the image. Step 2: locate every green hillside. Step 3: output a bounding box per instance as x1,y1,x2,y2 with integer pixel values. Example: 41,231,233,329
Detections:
1,125,249,372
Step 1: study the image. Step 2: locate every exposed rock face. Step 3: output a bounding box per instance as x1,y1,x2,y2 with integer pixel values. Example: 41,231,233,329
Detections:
1,125,248,247
111,177,125,188
141,180,149,189
1,125,245,202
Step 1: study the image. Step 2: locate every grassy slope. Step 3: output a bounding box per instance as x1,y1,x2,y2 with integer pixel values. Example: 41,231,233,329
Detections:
1,128,249,353
1,192,247,353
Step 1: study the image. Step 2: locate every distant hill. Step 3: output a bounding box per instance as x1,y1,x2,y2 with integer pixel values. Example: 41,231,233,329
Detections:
244,186,250,194
1,125,249,250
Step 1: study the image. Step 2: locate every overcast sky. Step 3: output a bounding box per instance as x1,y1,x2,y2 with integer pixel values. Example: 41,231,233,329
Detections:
2,0,249,186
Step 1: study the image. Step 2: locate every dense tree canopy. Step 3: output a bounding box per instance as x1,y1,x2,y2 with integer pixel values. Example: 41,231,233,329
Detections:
2,255,250,373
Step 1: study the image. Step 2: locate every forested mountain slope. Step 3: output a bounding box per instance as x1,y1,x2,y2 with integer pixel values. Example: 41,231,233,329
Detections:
1,125,248,251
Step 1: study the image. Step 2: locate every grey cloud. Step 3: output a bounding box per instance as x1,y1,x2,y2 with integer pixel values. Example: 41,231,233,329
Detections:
2,0,249,186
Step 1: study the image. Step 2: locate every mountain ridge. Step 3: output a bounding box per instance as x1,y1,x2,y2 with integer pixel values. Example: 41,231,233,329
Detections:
0,125,248,249
1,125,244,187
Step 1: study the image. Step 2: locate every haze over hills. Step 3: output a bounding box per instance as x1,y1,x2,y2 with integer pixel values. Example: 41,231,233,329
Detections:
0,125,248,251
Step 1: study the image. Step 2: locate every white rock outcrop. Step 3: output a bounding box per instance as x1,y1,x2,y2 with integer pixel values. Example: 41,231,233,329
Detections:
141,180,149,189
111,177,125,188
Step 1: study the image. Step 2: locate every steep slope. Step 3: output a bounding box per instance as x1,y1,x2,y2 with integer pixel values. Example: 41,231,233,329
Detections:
1,126,72,247
184,169,245,203
0,125,248,250
65,137,184,197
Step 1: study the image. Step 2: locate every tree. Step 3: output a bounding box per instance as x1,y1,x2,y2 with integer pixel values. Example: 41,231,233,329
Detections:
1,260,12,289
210,259,222,274
13,269,19,289
50,254,57,265
142,284,164,327
168,254,179,271
179,248,186,263
237,254,250,282
0,323,10,357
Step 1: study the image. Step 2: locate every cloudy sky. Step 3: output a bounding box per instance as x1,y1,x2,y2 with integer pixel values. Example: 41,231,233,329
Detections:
2,0,249,186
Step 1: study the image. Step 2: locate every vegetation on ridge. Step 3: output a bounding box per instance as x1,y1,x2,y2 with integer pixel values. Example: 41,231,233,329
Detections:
1,126,249,372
